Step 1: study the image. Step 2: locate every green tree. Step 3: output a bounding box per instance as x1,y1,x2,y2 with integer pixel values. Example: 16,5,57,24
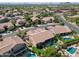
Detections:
75,18,79,25
24,14,33,26
53,15,60,23
43,46,61,57
0,29,5,33
71,9,77,15
10,19,16,27
16,29,26,40
32,47,42,56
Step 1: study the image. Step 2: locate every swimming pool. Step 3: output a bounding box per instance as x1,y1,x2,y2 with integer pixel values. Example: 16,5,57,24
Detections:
22,52,36,57
64,38,72,40
30,53,36,57
28,52,37,57
67,47,76,54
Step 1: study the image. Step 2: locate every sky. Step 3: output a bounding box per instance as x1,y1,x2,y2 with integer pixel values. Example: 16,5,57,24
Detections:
0,0,79,2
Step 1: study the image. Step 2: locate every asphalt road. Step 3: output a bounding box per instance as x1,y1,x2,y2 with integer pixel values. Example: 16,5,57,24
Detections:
57,13,79,33
2,13,79,38
1,23,58,38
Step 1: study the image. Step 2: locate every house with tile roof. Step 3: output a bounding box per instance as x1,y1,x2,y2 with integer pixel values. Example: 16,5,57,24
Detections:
42,16,54,23
0,35,29,57
47,25,71,35
27,28,54,48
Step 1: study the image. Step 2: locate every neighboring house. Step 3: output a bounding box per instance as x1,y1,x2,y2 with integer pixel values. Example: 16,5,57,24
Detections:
42,16,54,23
32,11,38,17
0,15,9,23
16,19,26,27
47,25,71,35
31,16,38,22
54,10,62,13
22,10,30,14
13,13,18,16
61,9,71,13
0,35,29,57
0,26,5,33
0,22,14,32
31,11,39,22
50,10,54,13
27,28,54,48
13,9,18,12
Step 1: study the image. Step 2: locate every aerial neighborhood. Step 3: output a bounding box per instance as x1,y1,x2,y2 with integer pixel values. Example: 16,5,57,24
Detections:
0,2,79,57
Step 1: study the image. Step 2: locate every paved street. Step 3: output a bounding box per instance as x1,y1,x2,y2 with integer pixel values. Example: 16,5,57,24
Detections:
1,23,58,38
2,13,79,38
56,13,79,33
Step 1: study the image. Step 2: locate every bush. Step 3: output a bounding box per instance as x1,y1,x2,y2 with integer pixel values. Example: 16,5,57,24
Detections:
60,38,79,46
32,47,42,56
62,44,67,49
16,30,26,39
43,46,61,57
64,38,79,44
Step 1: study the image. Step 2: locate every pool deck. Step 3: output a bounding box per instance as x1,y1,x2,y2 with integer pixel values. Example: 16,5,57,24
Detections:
67,44,79,57
61,42,79,57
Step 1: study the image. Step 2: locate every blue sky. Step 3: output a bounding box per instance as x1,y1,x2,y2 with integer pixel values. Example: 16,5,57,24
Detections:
0,0,79,2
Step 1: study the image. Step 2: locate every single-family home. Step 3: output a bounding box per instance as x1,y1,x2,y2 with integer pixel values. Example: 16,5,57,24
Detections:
27,28,54,49
42,16,54,23
47,25,71,35
0,35,29,57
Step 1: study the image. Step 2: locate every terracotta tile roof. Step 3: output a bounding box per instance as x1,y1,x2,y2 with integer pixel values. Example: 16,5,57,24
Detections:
16,19,26,26
0,22,13,30
0,15,6,20
42,16,54,22
47,25,71,34
27,28,54,46
0,36,25,54
31,17,38,22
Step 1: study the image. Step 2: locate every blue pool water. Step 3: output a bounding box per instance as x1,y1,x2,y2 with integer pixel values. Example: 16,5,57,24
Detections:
67,47,76,54
28,52,36,57
23,52,36,57
30,53,36,57
64,38,72,40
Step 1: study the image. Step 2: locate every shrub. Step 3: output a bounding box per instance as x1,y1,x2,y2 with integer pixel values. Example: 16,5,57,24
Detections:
43,46,61,57
0,29,5,33
32,47,42,56
62,44,67,49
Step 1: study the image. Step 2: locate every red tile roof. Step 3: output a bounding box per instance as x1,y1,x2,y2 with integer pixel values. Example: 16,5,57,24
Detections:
42,16,54,22
27,28,54,46
47,25,71,34
0,36,25,54
0,22,13,30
